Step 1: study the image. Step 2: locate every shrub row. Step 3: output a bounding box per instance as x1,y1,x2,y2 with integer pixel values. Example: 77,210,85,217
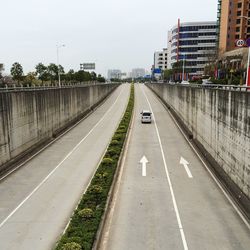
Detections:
55,84,134,250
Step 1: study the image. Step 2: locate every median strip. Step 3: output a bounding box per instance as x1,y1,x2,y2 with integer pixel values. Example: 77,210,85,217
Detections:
55,84,134,250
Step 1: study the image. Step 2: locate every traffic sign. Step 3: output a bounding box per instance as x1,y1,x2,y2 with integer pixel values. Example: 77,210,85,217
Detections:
235,39,246,47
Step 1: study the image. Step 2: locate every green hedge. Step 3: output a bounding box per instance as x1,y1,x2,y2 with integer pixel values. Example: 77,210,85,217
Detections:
55,84,134,250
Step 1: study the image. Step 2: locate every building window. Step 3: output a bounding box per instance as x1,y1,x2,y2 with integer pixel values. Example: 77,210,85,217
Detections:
237,2,242,8
247,27,250,33
237,11,242,16
236,27,240,32
235,34,240,39
236,19,241,24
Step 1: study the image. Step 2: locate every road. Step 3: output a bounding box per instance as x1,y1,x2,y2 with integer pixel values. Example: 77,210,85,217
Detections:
0,84,130,250
100,84,250,250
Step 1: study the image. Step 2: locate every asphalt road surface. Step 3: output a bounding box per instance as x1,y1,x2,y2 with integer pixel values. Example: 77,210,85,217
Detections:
100,84,250,250
0,84,130,250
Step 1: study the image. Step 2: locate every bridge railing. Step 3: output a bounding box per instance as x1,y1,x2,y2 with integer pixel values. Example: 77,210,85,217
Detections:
0,82,120,93
155,82,250,92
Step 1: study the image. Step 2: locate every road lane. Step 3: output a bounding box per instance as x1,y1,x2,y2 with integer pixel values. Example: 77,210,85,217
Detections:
143,85,250,249
0,84,130,250
101,84,184,250
101,84,250,250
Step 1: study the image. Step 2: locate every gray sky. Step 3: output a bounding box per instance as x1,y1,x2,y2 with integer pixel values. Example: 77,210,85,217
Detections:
1,0,218,77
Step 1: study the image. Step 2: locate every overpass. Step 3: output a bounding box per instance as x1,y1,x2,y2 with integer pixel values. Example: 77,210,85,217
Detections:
0,83,249,249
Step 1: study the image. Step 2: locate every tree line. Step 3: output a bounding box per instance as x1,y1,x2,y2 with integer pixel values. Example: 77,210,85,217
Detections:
0,62,105,87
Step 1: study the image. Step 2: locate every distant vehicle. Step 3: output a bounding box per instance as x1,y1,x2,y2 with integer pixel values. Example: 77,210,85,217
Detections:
141,110,152,123
202,78,212,85
169,81,175,85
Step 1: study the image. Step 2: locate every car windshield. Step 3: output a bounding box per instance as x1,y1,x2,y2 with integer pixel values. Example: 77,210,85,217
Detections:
142,112,151,116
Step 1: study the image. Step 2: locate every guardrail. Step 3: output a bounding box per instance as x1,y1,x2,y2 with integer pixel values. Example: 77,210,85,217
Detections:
154,82,250,92
0,82,120,92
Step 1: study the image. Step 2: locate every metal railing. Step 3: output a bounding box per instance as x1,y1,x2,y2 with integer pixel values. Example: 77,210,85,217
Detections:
0,82,119,93
151,82,250,92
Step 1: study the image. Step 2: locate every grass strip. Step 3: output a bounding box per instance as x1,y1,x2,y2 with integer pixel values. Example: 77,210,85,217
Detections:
55,84,134,250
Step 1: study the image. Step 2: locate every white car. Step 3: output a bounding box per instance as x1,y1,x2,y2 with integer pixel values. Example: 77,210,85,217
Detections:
181,80,190,85
141,110,152,123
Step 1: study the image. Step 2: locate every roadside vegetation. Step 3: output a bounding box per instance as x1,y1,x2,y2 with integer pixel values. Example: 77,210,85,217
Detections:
55,84,134,250
0,62,105,87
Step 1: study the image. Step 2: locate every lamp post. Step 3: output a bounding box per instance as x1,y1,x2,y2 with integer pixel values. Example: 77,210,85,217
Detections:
240,16,250,87
56,44,65,87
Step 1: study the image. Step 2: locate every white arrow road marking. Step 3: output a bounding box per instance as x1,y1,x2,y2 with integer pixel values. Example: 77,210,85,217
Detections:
180,157,193,178
140,156,149,177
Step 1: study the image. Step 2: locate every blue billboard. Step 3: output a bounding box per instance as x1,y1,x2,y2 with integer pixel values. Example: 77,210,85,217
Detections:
153,68,162,74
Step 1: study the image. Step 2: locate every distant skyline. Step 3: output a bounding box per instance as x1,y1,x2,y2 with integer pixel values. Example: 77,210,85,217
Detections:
1,0,218,77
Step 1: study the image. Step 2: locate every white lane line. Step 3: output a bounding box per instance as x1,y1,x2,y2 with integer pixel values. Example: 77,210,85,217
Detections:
148,87,250,230
180,157,193,178
141,85,189,250
0,86,126,230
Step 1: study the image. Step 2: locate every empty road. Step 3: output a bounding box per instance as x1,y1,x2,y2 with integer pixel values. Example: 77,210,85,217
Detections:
0,84,130,250
100,84,250,250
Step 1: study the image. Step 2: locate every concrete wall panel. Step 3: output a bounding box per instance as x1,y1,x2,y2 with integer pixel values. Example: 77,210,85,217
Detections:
0,84,117,171
147,84,250,200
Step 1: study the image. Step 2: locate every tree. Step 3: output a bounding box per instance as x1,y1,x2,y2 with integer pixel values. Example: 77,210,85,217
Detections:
172,60,192,81
10,62,23,83
64,69,75,83
74,70,92,82
163,69,173,81
35,63,48,83
47,63,58,84
58,64,64,74
24,72,37,86
90,71,97,81
0,63,4,79
97,74,105,82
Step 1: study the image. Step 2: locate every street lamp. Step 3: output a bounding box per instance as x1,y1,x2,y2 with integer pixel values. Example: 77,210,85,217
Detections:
240,16,250,87
56,44,65,87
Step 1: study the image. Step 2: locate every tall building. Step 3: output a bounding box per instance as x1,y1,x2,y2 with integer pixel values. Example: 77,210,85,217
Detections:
218,0,250,54
131,68,146,78
168,21,217,77
107,69,122,80
154,48,168,71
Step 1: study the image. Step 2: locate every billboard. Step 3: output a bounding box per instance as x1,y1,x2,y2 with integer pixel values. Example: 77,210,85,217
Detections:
80,63,95,70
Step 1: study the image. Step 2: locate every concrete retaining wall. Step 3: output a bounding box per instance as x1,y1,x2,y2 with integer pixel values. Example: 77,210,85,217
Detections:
0,84,117,172
147,84,250,202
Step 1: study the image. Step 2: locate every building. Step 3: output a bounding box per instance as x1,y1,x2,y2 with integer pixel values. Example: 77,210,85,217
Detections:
154,48,168,71
130,68,146,79
107,69,122,80
167,31,172,69
168,20,217,78
218,0,250,54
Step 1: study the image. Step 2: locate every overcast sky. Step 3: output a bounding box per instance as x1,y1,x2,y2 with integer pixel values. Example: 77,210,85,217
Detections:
1,0,218,77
